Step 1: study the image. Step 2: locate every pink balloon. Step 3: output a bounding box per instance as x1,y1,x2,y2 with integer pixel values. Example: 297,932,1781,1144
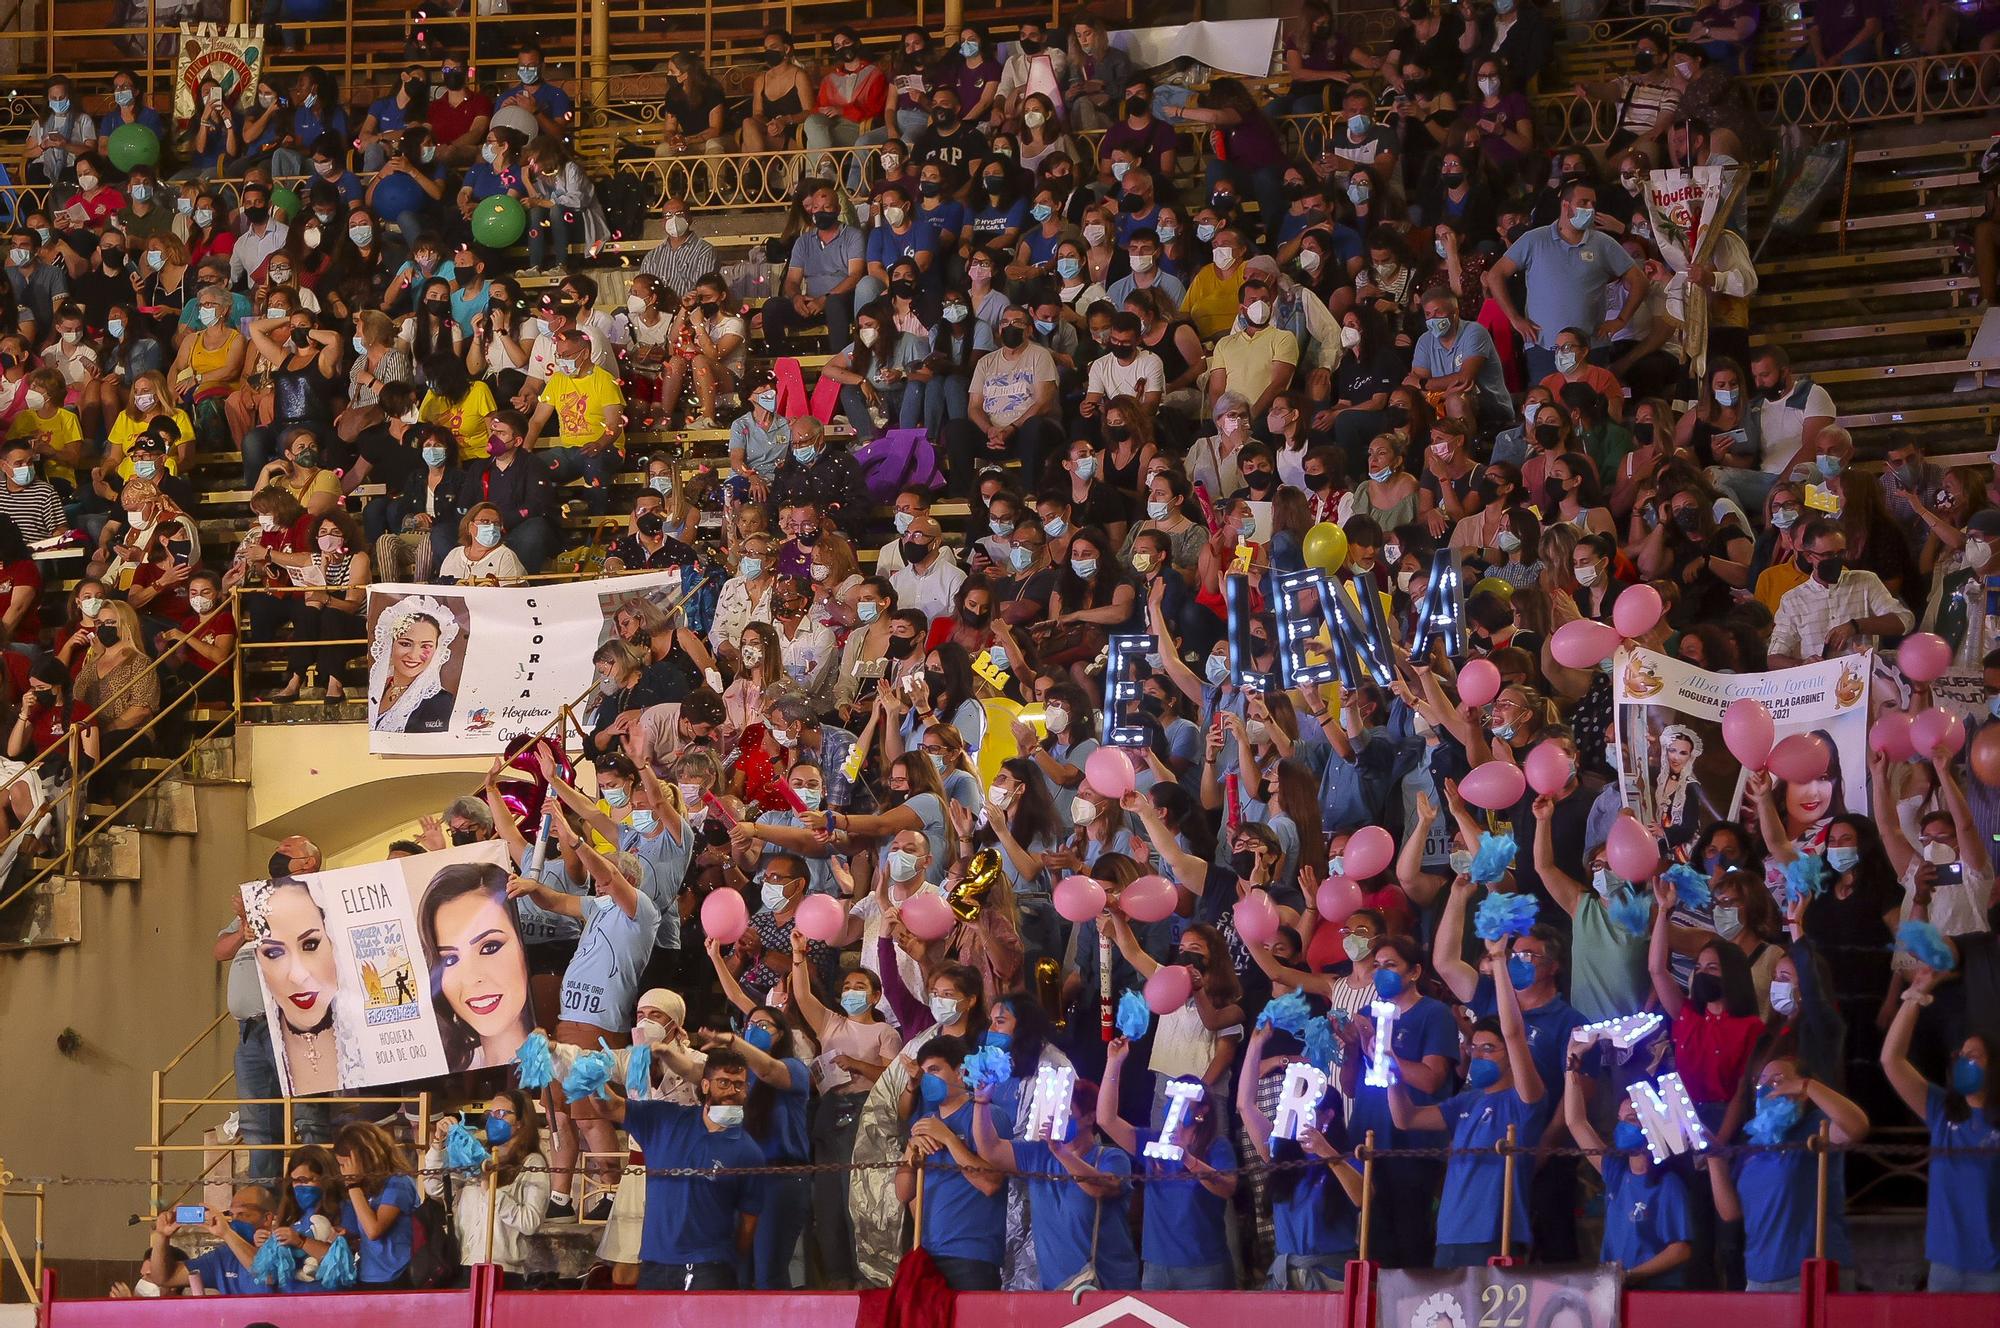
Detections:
1909,709,1967,760
899,889,956,941
1612,583,1665,639
1316,875,1365,924
700,888,749,945
1460,761,1528,811
1233,890,1281,946
1605,815,1661,882
1523,740,1577,797
1120,873,1179,923
1341,825,1395,880
1054,873,1108,924
794,893,846,944
1550,619,1622,670
1144,964,1193,1014
1721,698,1776,770
1870,711,1916,761
1458,658,1502,708
1766,733,1831,785
1897,631,1953,684
1083,747,1136,800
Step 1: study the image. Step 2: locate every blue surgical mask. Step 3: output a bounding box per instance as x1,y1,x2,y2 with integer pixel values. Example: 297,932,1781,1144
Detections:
1073,456,1096,480
1507,953,1537,989
793,446,818,465
1347,113,1369,136
292,1183,322,1212
1714,387,1738,407
517,65,541,84
739,556,765,580
1009,544,1034,571
1467,1056,1502,1090
1369,467,1394,484
133,460,158,480
857,600,881,623
484,1112,514,1145
1426,316,1452,338
628,809,657,834
960,40,979,58
1826,845,1860,873
603,785,631,808
1205,654,1229,684
1569,206,1596,230
1056,256,1081,280
983,1030,1012,1052
1031,203,1053,222
475,521,502,548
1951,1056,1985,1096
48,98,69,114
1147,500,1169,521
1612,1121,1647,1153
106,318,124,339
1816,454,1843,477
840,990,871,1016
942,303,969,323
422,445,448,467
920,1071,950,1104
1070,557,1098,578
743,1023,776,1053
1195,222,1217,242
1373,967,1405,999
1043,515,1067,538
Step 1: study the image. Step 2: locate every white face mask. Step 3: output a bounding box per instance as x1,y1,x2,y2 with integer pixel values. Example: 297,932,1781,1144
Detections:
132,1279,163,1299
1070,795,1097,825
633,1018,668,1045
987,784,1013,810
1340,325,1362,349
1210,246,1234,269
1923,839,1960,866
678,782,704,807
1768,979,1798,1017
1043,705,1069,735
1342,933,1372,963
1573,563,1599,587
706,1105,745,1128
760,879,790,912
888,849,921,882
929,995,961,1024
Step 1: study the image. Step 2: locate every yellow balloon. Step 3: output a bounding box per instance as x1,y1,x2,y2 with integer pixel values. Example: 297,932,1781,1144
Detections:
977,697,1031,786
1303,521,1348,571
1473,576,1514,600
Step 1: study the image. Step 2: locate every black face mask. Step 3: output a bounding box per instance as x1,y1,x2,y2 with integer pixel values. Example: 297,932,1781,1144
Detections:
1533,423,1561,448
999,324,1027,349
1631,422,1654,445
698,300,720,317
900,537,933,566
96,624,120,646
442,68,467,90
1305,470,1333,490
1175,950,1209,972
1019,36,1044,55
890,279,918,299
1124,94,1149,117
1281,180,1307,200
1688,971,1722,1007
1813,554,1845,585
1230,850,1257,877
763,49,785,66
1249,636,1271,657
448,828,479,847
1103,423,1130,442
636,511,664,537
1119,190,1146,214
885,635,916,659
1474,477,1500,503
983,177,1005,197
1672,508,1702,534
1244,470,1275,493
811,209,839,230
1543,478,1566,508
290,327,312,349
932,109,957,127
918,180,942,198
1634,49,1657,72
102,251,125,271
244,205,269,225
1439,171,1465,188
294,448,320,468
1382,406,1410,430
924,667,950,696
1110,343,1137,362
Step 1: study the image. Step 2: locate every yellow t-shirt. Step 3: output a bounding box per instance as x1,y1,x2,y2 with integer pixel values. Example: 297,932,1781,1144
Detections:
1180,264,1247,342
1209,326,1299,412
282,466,343,508
538,368,625,449
1755,558,1809,616
7,407,82,486
422,380,499,463
106,408,195,478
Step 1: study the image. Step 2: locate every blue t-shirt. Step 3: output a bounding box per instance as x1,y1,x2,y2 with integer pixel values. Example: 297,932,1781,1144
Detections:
915,198,968,249
1733,1106,1851,1282
755,1055,812,1163
1599,1159,1692,1271
1468,977,1585,1109
969,198,1029,244
866,221,938,273
1411,319,1510,411
1022,224,1065,267
1435,1086,1540,1247
622,819,691,950
561,890,660,1033
339,1173,418,1283
1348,995,1458,1149
450,281,493,338
1270,1136,1361,1257
626,1100,767,1264
1011,1139,1142,1290
186,1243,256,1295
1136,1132,1234,1266
1924,1084,2000,1272
496,81,574,123
1115,203,1161,246
1500,222,1636,351
364,95,412,135
288,102,348,148
918,1101,1006,1265
463,162,520,203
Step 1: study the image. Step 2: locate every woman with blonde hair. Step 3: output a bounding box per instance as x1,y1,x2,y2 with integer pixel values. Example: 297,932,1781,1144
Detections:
75,597,157,777
100,371,194,480
331,1120,420,1289
438,502,525,583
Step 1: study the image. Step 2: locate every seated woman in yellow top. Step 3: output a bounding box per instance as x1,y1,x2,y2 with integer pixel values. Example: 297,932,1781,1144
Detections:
103,372,194,478
1178,225,1251,342
5,368,85,491
418,354,497,463
255,425,342,519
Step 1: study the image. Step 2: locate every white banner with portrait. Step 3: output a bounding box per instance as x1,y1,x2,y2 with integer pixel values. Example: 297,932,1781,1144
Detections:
243,842,533,1095
364,571,682,755
1612,648,1871,859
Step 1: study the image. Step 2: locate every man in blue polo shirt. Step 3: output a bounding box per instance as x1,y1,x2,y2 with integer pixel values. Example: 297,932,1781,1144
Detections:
895,1036,1008,1289
148,1185,273,1295
1483,179,1647,384
495,42,574,138
1408,284,1511,430
604,1046,766,1289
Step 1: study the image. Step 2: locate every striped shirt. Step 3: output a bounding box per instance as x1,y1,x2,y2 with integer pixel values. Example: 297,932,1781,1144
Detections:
638,232,721,299
0,480,63,541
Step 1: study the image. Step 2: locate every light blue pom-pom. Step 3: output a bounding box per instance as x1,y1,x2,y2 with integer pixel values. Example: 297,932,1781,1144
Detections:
1469,833,1518,886
1783,854,1828,905
1896,919,1958,972
1257,989,1313,1035
251,1231,300,1288
515,1029,555,1091
1743,1093,1804,1145
314,1235,357,1290
1662,863,1711,912
1115,989,1152,1041
625,1041,654,1099
444,1119,490,1173
562,1041,617,1101
1606,889,1653,937
960,1045,1013,1091
1475,890,1540,942
1304,1016,1341,1071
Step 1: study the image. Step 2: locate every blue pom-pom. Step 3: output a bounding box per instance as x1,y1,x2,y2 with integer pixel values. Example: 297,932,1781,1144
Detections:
315,1235,357,1291
960,1045,1013,1091
1257,989,1312,1035
1469,833,1518,886
251,1232,300,1288
1606,889,1653,937
562,1042,617,1101
1783,854,1828,905
625,1041,654,1099
515,1030,555,1091
1475,890,1540,942
1743,1093,1804,1144
1896,919,1957,972
1115,989,1152,1041
1661,864,1711,912
1303,1015,1341,1071
444,1120,490,1173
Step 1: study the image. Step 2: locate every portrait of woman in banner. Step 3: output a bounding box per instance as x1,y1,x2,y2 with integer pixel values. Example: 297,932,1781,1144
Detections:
415,859,536,1071
246,875,365,1096
368,593,468,734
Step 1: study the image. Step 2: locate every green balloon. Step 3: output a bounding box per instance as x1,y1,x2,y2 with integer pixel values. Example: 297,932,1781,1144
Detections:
471,195,527,248
270,187,300,220
106,122,160,172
